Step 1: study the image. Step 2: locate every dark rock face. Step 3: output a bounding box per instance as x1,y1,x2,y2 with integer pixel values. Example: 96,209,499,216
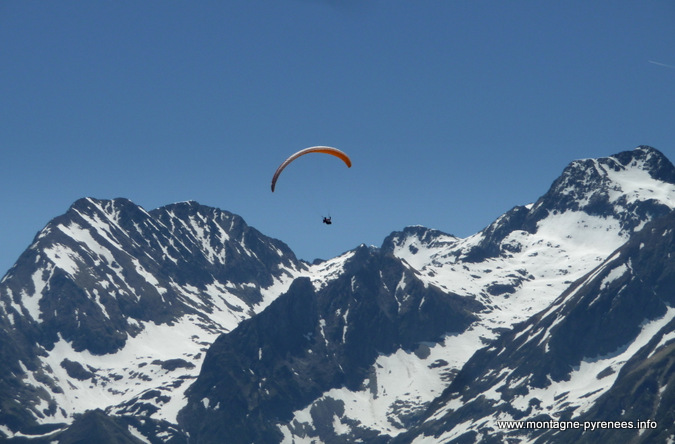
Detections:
60,359,95,381
3,409,187,444
178,246,483,443
55,409,143,444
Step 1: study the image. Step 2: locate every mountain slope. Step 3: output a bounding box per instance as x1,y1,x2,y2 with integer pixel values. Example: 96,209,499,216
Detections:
397,210,675,444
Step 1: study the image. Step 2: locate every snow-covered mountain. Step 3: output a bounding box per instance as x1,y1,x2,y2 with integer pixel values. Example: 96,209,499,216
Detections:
0,199,307,440
0,145,673,443
395,210,675,443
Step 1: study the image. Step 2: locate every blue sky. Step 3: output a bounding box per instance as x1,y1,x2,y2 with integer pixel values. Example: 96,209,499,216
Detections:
1,1,674,274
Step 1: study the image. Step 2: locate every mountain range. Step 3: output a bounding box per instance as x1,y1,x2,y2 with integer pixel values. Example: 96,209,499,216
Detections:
0,145,673,443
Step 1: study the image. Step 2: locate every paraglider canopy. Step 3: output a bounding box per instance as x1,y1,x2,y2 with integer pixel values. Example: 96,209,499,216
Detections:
270,146,352,192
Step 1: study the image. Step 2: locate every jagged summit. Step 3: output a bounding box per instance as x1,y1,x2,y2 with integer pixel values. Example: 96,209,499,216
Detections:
151,199,239,222
615,145,675,182
530,145,675,221
381,225,458,256
463,146,675,261
6,197,305,347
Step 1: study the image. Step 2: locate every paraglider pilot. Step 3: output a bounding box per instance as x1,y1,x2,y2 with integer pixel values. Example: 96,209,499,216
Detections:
323,217,332,225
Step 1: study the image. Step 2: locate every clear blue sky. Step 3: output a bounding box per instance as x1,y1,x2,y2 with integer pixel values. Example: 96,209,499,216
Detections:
1,1,674,274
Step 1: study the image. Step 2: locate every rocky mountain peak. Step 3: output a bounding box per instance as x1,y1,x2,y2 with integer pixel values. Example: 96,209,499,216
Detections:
0,198,308,436
614,145,675,182
531,145,675,219
465,146,675,262
381,226,459,258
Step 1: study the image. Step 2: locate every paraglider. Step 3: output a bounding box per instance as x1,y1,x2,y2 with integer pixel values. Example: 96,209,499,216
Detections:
270,146,352,192
271,146,351,225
